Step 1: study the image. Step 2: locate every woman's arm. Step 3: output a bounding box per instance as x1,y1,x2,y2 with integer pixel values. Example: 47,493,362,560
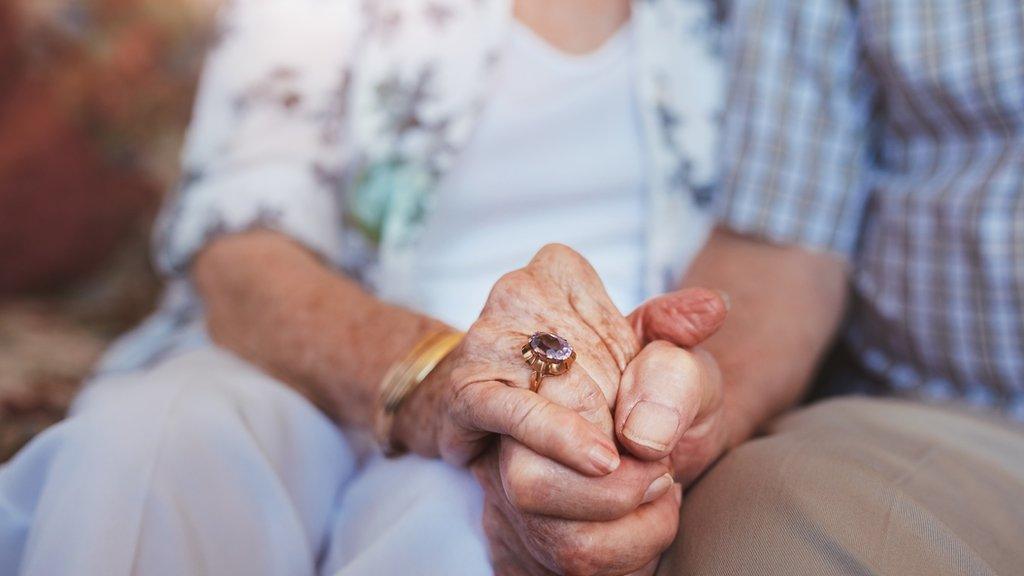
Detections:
175,0,637,477
195,233,635,476
194,230,446,432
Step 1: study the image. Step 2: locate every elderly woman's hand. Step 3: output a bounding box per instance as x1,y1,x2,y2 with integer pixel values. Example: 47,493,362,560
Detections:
473,439,681,576
392,243,729,573
467,288,729,576
392,243,642,476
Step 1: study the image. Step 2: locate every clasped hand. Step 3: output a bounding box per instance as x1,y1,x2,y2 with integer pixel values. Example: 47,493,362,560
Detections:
397,244,730,576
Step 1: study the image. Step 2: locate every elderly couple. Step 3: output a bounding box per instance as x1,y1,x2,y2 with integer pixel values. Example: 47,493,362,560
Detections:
2,0,1023,574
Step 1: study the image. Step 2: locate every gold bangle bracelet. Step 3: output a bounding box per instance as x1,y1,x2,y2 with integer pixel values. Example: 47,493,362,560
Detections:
375,330,464,457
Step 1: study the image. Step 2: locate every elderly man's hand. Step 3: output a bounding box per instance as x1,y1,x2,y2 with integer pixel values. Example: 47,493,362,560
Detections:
621,290,731,486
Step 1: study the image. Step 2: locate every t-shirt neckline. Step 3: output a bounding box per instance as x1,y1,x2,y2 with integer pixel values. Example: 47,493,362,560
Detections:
509,19,632,72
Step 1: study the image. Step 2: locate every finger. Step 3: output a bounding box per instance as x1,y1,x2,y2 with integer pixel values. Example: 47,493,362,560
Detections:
628,288,728,347
566,285,640,373
528,244,641,396
526,483,683,576
564,290,641,406
483,504,548,576
470,444,501,489
451,380,620,476
615,342,712,460
500,437,673,522
475,452,554,576
537,368,615,439
548,319,627,408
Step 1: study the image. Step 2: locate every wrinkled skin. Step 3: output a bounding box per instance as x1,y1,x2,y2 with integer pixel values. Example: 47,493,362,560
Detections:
475,444,681,576
399,244,730,575
476,308,727,575
398,243,640,475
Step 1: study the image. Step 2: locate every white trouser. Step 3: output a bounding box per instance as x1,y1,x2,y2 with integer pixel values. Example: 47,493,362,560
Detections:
0,347,492,576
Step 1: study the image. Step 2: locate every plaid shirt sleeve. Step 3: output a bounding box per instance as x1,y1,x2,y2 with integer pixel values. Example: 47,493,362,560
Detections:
714,0,878,258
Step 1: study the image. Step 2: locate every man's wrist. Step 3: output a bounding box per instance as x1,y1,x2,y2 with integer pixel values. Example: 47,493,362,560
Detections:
720,394,762,450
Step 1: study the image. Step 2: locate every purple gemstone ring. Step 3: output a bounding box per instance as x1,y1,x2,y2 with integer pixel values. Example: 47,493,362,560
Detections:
521,332,577,392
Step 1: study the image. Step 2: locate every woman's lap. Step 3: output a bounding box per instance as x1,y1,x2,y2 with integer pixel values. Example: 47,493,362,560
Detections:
322,454,489,576
0,347,490,576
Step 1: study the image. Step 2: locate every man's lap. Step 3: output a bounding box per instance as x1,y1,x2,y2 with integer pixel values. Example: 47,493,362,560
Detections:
659,397,1024,576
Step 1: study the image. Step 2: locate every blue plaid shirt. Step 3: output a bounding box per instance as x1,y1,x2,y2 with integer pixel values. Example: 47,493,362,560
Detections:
716,0,1024,417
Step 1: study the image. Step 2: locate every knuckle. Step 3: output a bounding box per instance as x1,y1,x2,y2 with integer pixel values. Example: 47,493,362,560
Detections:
503,458,545,511
548,543,579,574
606,487,638,518
437,419,471,466
549,529,600,576
510,396,547,439
694,348,723,388
637,348,703,399
576,383,606,411
657,524,680,555
674,349,708,393
446,380,475,422
492,269,527,294
459,322,488,347
647,341,697,372
481,507,504,540
536,243,575,260
559,414,592,450
674,346,701,372
544,410,587,455
549,406,576,431
533,244,588,272
449,378,494,428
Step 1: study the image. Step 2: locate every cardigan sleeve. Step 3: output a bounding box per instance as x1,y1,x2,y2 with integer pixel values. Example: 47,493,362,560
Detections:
153,0,363,276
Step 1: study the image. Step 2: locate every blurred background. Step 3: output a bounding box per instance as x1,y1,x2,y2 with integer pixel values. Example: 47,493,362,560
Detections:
0,0,219,460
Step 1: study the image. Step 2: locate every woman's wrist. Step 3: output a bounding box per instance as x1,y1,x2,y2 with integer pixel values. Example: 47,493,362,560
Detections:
389,349,457,457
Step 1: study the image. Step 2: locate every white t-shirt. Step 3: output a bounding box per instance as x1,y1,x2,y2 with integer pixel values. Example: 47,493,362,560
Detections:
411,21,648,329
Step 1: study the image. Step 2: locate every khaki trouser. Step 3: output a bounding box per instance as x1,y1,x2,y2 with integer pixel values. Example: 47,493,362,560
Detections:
658,397,1024,576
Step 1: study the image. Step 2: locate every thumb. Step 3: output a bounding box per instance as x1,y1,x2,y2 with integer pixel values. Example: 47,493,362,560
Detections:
615,341,706,460
628,288,729,347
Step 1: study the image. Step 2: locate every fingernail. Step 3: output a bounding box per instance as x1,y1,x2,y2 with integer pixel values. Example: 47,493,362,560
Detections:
715,290,732,311
673,483,683,505
642,473,674,504
623,401,681,452
589,445,620,474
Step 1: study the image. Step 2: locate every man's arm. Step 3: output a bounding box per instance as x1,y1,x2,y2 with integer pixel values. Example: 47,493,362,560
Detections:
687,0,874,441
684,228,848,447
613,0,875,475
607,228,848,483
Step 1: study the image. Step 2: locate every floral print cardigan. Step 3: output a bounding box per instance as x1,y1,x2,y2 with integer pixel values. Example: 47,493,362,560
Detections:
101,0,723,373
